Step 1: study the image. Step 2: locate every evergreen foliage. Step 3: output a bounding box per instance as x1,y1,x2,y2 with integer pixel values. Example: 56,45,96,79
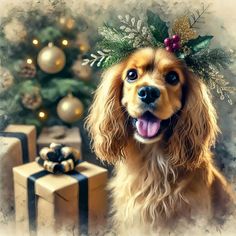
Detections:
0,7,95,130
83,6,235,104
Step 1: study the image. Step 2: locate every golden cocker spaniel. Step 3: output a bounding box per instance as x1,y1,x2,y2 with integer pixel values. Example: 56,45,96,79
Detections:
86,48,235,235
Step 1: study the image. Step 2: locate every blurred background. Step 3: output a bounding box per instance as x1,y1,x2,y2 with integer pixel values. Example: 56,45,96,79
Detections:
0,0,235,188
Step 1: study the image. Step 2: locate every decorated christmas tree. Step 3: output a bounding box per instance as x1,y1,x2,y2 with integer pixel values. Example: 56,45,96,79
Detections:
0,6,96,131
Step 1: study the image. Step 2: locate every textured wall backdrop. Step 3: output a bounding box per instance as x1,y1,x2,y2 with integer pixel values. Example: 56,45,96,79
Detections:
0,0,236,235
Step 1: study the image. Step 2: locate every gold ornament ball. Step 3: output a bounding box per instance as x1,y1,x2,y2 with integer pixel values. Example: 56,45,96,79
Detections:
37,43,66,74
57,94,84,123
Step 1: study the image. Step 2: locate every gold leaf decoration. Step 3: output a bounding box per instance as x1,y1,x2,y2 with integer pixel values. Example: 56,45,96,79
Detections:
206,66,235,105
172,16,197,43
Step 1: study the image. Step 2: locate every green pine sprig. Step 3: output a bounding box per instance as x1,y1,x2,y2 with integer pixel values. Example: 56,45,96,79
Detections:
189,3,211,29
185,48,233,75
83,23,137,68
185,48,235,104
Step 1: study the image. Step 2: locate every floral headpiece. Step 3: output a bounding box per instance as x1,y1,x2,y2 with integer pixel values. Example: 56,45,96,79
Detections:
83,5,236,104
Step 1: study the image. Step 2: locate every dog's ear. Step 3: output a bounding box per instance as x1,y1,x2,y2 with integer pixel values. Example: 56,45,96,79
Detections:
165,71,219,169
85,63,127,164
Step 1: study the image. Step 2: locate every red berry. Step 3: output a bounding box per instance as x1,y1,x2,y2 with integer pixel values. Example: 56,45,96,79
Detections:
165,46,173,52
172,35,180,43
164,38,172,46
172,43,180,51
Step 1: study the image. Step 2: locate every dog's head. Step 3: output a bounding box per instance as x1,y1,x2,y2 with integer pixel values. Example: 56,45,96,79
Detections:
121,48,184,144
86,47,219,166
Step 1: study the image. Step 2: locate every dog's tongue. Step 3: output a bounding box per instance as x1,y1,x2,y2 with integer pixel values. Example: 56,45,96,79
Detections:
136,114,161,138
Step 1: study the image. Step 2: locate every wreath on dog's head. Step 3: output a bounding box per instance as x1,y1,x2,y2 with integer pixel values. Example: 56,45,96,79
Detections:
83,4,236,104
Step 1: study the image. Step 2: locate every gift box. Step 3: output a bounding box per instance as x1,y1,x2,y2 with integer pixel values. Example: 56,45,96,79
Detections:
0,124,36,216
13,161,108,236
37,126,82,155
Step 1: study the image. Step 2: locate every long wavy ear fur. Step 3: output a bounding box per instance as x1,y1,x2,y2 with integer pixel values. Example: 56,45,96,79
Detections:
85,63,127,164
165,71,220,169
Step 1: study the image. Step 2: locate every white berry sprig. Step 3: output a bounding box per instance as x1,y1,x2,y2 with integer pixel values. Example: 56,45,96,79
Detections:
118,14,154,48
82,49,111,67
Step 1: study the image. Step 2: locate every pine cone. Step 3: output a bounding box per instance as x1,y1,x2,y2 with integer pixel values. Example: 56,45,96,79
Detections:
21,89,42,110
3,19,27,43
0,67,14,93
72,59,91,80
76,32,91,52
19,62,36,78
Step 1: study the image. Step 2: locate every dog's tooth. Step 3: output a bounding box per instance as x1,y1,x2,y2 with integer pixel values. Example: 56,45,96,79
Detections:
132,118,137,127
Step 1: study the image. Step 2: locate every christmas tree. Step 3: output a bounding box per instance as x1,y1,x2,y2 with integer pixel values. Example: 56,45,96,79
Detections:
0,6,96,131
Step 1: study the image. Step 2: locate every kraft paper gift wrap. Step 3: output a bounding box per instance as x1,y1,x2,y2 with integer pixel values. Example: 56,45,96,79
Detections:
0,124,36,216
37,126,82,155
13,161,108,236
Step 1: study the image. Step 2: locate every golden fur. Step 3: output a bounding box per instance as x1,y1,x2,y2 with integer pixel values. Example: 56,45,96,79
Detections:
86,48,235,235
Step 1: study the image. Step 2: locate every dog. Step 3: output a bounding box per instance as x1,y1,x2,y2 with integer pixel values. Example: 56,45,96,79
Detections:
86,47,235,235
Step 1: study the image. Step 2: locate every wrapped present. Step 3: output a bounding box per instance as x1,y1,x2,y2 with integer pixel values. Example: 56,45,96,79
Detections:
13,145,108,236
37,126,82,155
0,124,36,216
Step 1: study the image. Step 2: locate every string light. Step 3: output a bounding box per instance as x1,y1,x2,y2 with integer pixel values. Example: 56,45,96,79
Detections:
79,43,90,53
38,111,46,118
37,109,49,121
32,39,39,45
62,39,68,46
79,44,86,52
59,17,75,30
26,58,33,64
59,17,66,25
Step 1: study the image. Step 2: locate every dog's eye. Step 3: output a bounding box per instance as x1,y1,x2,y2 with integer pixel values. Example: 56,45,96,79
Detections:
126,69,138,82
165,71,179,85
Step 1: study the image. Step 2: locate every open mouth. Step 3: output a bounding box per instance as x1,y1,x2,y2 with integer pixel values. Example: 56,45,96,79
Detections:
132,111,162,140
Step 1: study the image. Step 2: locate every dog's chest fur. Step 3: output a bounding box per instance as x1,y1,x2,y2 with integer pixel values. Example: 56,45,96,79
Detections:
108,145,218,235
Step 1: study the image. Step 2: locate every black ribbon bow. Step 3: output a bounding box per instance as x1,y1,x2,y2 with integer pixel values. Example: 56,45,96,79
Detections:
36,143,81,173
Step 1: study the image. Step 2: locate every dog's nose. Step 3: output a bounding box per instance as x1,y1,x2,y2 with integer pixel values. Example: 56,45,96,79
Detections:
138,86,160,104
